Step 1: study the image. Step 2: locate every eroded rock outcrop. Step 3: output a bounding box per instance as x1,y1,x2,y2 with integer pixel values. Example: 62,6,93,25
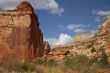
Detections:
43,25,108,62
98,16,110,63
43,41,50,55
98,16,110,53
0,1,44,62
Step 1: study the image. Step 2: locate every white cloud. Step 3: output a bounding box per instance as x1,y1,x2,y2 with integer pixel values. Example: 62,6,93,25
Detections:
0,0,64,16
95,16,100,22
73,28,85,33
66,24,86,33
90,30,96,33
45,33,73,48
93,10,110,16
55,33,73,46
32,0,64,16
45,38,58,48
0,0,19,9
92,10,109,22
67,24,84,30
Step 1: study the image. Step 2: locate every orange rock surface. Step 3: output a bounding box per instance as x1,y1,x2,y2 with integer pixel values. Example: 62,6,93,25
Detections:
0,1,44,62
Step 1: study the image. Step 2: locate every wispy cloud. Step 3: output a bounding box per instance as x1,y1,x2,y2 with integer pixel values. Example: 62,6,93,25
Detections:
67,24,84,30
45,33,73,48
0,0,64,16
92,10,109,22
73,28,85,33
95,16,100,22
93,10,110,16
66,24,86,33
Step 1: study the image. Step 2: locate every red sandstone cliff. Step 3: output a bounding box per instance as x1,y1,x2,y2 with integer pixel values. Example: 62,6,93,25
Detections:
0,1,44,62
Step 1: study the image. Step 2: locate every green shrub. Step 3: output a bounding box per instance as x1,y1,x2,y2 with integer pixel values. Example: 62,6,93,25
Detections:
4,61,22,72
20,61,36,72
46,59,58,67
63,55,91,73
33,59,46,65
97,52,108,67
87,44,92,48
3,61,36,72
90,47,96,53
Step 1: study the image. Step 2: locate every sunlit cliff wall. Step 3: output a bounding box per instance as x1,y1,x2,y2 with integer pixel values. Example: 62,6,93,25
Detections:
0,1,44,62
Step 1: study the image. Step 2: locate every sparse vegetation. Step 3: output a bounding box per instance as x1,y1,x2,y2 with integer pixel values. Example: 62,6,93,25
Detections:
98,52,108,66
0,55,110,73
1,61,36,72
63,55,91,73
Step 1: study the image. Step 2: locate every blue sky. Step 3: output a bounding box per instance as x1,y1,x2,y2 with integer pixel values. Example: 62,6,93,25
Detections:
0,0,110,47
37,0,110,38
36,0,110,47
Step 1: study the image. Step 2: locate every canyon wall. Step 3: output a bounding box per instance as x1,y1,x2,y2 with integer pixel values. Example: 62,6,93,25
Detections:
0,1,44,62
98,16,110,54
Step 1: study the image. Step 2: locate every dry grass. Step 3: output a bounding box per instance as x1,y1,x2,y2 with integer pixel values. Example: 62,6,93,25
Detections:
0,55,110,73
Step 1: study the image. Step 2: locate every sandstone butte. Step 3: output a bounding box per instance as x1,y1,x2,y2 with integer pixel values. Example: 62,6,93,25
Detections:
0,1,44,62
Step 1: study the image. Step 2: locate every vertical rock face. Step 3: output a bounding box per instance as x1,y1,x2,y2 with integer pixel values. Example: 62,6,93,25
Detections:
0,1,44,62
43,41,50,55
99,16,110,64
98,16,110,35
105,16,110,56
99,16,110,55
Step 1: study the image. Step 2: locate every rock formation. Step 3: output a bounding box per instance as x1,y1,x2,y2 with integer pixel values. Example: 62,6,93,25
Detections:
98,16,110,63
0,1,44,62
43,46,70,62
43,41,50,55
73,33,95,45
98,16,110,53
44,20,109,62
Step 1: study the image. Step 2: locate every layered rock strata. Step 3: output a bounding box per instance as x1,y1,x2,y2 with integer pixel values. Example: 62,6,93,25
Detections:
0,1,44,62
